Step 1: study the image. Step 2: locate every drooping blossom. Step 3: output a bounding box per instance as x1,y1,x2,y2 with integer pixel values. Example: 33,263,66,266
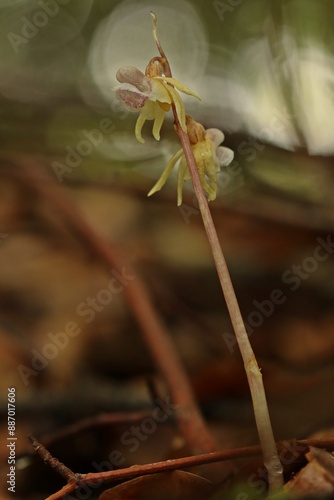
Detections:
148,115,234,205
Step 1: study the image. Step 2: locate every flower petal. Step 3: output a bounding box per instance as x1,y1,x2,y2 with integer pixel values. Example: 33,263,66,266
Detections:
155,77,201,100
199,164,216,200
165,85,187,131
134,101,156,143
192,140,218,201
205,128,225,147
135,113,147,144
177,157,188,206
116,66,151,93
147,148,183,197
204,154,218,201
216,146,234,167
150,79,172,104
152,102,166,141
207,189,217,202
115,85,148,110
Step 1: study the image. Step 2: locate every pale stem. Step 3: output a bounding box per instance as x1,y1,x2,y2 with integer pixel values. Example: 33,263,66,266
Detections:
153,12,282,490
176,125,284,491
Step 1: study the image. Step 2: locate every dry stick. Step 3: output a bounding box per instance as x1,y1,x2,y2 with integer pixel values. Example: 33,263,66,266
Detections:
29,435,79,484
45,449,259,500
43,438,334,500
14,159,221,461
151,13,283,491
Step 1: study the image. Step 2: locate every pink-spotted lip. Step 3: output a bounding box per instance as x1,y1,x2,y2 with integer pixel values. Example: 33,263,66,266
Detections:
115,87,148,110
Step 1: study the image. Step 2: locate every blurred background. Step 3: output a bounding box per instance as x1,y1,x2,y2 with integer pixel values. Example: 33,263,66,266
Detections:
1,0,334,498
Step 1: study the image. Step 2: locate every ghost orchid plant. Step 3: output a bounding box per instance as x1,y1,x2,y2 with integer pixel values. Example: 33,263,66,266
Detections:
115,12,283,492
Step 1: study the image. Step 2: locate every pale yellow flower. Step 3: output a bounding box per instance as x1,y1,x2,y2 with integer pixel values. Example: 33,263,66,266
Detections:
115,64,200,143
148,116,234,205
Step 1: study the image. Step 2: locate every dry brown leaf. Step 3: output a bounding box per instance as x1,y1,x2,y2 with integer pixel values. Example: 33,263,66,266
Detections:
99,470,213,500
285,446,334,494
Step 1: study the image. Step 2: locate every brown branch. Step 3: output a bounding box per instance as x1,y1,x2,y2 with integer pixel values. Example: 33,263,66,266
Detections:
43,438,334,500
4,157,218,459
29,434,78,483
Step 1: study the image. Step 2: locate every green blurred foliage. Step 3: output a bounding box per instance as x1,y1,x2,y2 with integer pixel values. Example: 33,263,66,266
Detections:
1,0,334,207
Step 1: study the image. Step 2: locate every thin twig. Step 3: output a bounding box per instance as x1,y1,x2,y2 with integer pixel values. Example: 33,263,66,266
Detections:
29,434,79,483
43,438,334,500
